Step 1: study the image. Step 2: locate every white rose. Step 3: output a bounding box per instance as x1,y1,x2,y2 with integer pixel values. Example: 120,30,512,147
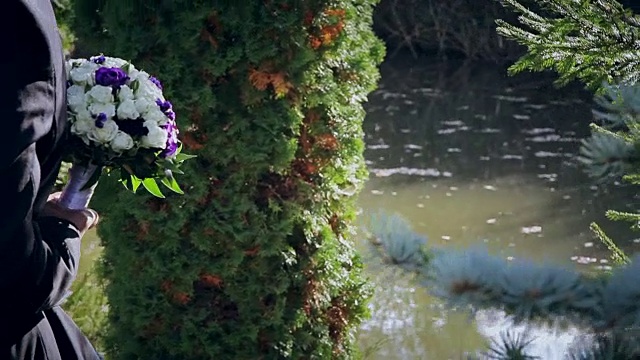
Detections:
118,85,135,102
67,85,87,111
141,120,168,149
135,79,163,100
103,57,127,68
144,107,168,125
110,131,134,152
76,107,93,123
70,114,94,146
87,85,114,103
135,71,150,82
88,119,119,144
69,62,98,85
70,113,94,136
68,58,88,67
66,59,88,79
88,102,116,118
127,68,140,81
134,98,156,113
117,99,140,120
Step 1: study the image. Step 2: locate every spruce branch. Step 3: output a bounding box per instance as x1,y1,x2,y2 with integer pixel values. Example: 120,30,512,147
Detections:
363,210,430,272
484,330,540,360
365,212,640,344
577,130,635,180
568,331,640,359
589,222,630,266
495,0,640,92
577,82,640,182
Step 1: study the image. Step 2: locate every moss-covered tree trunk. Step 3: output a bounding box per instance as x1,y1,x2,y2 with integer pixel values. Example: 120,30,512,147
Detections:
74,1,384,358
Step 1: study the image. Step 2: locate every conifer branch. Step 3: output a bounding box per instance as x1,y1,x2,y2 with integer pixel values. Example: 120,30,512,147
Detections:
365,212,640,358
589,222,630,265
496,0,640,92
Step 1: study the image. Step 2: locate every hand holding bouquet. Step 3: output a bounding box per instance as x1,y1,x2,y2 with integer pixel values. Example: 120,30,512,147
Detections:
59,55,194,209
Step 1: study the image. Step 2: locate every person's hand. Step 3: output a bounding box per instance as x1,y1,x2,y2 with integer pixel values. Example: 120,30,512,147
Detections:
41,192,100,237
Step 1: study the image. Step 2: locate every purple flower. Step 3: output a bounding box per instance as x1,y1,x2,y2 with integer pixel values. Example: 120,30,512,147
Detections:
160,125,179,158
155,99,172,112
161,140,179,158
91,55,106,64
155,99,176,120
95,67,129,87
149,76,163,90
94,113,107,128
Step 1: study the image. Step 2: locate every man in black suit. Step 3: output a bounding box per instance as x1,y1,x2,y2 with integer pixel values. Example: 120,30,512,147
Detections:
1,0,102,359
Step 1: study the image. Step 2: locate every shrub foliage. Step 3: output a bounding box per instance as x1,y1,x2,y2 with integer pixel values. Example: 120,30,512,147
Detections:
73,1,384,358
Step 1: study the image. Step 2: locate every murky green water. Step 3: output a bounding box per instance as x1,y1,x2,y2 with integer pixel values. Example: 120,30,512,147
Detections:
355,58,639,359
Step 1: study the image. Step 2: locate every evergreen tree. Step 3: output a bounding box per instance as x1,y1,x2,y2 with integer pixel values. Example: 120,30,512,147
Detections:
369,0,640,358
73,1,384,359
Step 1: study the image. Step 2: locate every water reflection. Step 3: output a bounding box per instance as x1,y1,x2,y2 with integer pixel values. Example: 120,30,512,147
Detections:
356,59,639,359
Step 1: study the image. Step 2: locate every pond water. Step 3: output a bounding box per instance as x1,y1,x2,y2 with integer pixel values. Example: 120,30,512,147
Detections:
354,57,640,359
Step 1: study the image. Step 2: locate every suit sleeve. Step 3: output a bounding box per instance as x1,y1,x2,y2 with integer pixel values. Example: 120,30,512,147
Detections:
0,1,81,312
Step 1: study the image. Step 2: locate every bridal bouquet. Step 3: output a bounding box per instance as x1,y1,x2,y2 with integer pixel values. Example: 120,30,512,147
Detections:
59,55,195,210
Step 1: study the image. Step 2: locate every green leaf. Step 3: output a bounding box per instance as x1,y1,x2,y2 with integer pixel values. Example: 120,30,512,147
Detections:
160,174,184,194
120,177,132,191
174,153,197,162
142,178,165,198
131,175,142,193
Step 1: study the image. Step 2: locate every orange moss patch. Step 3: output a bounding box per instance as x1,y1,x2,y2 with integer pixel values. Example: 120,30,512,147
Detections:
199,273,224,288
249,68,293,96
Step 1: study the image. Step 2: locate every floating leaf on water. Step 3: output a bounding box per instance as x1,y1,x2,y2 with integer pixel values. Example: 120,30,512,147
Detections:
502,154,524,160
526,135,562,142
479,128,501,133
438,128,458,135
522,128,555,135
493,95,528,102
404,144,423,150
367,144,390,150
523,104,548,110
442,120,466,126
521,226,543,234
534,151,563,158
369,167,449,178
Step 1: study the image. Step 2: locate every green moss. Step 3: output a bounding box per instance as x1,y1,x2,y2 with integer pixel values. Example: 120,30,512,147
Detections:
74,1,384,359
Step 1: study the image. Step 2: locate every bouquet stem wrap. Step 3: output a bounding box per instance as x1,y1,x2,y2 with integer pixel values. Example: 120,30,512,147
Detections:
59,163,99,210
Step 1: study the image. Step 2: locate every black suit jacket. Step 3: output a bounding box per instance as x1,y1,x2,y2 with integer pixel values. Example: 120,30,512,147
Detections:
1,1,100,359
